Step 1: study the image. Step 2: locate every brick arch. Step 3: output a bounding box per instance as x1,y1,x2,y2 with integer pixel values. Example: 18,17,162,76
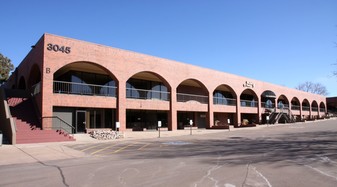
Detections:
277,94,289,108
18,76,26,90
177,78,209,95
127,71,172,91
53,61,118,84
28,64,41,88
302,99,310,111
240,88,258,101
213,84,237,99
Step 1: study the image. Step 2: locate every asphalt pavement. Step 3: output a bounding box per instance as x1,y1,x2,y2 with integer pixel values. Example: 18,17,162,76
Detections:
0,119,336,187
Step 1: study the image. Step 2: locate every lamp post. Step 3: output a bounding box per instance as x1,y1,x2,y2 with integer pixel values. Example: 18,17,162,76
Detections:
189,120,193,135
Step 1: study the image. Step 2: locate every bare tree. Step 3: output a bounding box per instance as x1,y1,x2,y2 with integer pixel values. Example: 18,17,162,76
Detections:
295,81,328,96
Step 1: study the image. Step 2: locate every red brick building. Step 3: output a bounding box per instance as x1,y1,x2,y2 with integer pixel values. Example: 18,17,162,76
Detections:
3,33,327,134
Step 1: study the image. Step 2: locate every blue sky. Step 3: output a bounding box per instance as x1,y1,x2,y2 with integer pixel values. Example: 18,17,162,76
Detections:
1,0,337,96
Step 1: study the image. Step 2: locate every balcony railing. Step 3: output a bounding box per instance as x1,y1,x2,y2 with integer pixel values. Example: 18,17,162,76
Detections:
126,88,170,101
277,104,289,109
312,107,318,112
291,105,300,110
240,100,258,107
177,93,208,104
302,106,310,111
213,97,236,106
53,81,116,97
320,108,326,112
261,102,275,109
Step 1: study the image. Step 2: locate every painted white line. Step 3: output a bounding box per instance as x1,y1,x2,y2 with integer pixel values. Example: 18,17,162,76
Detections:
252,167,273,187
305,165,337,181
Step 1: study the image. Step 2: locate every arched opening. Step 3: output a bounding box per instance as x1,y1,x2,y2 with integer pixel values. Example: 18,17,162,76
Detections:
290,97,301,122
213,84,237,106
311,101,318,112
53,61,117,97
18,76,26,90
213,84,237,127
302,99,310,112
126,71,171,130
53,61,118,133
291,97,300,111
240,89,258,108
28,64,41,88
126,71,170,101
277,95,289,109
177,79,209,129
319,102,326,113
177,79,208,104
261,90,276,109
240,89,259,125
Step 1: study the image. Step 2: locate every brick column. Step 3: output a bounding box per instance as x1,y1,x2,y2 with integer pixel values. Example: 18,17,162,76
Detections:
236,98,241,125
169,89,177,131
117,81,126,131
207,92,214,129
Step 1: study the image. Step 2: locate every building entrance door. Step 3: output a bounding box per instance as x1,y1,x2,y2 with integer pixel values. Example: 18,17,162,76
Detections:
76,110,86,133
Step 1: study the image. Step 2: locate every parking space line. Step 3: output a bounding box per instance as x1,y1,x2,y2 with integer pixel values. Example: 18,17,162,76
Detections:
79,144,107,152
137,143,151,150
90,143,119,155
112,143,137,153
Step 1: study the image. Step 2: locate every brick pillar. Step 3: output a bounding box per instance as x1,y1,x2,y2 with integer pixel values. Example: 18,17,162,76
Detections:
257,97,262,124
117,81,126,131
236,98,241,125
207,92,213,129
169,89,177,131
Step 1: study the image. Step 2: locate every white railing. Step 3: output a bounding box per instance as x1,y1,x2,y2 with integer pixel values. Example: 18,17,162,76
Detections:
261,102,275,109
126,88,170,101
291,105,300,110
213,97,236,106
302,106,310,111
177,93,208,104
53,81,117,97
240,100,258,107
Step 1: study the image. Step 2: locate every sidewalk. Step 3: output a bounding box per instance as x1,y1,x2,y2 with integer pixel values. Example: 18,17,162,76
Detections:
0,121,319,166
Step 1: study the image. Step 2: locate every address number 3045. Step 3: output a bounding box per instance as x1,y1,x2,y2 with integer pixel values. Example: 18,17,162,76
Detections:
47,43,71,54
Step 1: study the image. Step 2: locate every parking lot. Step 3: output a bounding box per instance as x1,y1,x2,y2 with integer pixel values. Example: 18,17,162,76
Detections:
1,119,337,187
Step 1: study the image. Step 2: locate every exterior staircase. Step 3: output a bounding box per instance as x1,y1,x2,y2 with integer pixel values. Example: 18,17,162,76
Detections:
7,96,75,144
267,108,296,124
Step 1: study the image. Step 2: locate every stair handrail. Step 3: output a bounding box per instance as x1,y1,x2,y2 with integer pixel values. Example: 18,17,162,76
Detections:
41,116,75,136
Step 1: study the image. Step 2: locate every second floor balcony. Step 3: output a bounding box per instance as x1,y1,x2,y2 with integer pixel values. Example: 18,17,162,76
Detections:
53,81,117,97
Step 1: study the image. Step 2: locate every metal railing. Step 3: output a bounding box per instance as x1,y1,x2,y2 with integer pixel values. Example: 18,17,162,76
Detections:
53,81,116,97
302,106,310,111
312,107,318,112
277,104,289,109
261,102,275,109
177,93,208,104
126,88,170,101
291,105,300,110
240,100,258,107
42,116,75,135
213,97,236,106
